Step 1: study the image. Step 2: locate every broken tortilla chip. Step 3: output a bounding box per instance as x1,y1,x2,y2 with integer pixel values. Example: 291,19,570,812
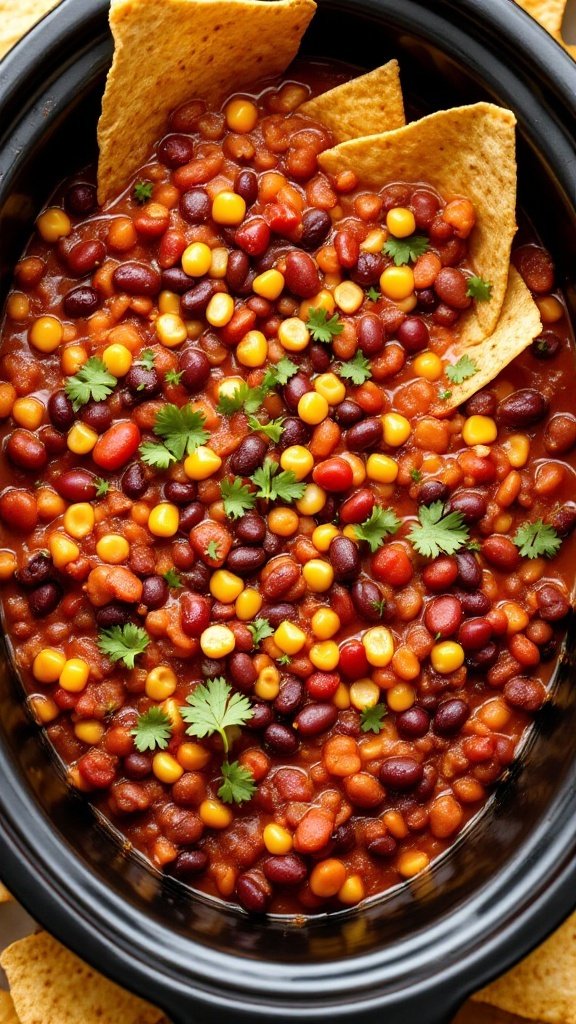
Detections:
0,0,61,60
97,0,316,204
300,60,405,142
0,883,11,903
0,932,163,1024
320,102,517,344
434,268,541,413
0,992,18,1024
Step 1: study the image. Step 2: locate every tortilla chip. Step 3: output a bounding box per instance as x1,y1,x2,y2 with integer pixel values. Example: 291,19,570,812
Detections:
97,0,316,204
0,932,163,1024
434,268,541,413
320,102,517,343
300,61,405,142
473,909,576,1024
0,883,11,903
0,991,19,1024
0,0,61,59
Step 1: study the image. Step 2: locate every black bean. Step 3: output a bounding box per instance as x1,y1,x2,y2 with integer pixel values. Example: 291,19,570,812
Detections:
309,343,331,373
379,757,424,791
187,561,211,592
123,753,153,779
464,391,497,418
414,763,437,803
48,390,75,431
531,330,562,360
263,531,284,557
263,854,307,886
229,435,268,476
29,582,61,618
121,462,148,500
264,722,299,755
17,552,53,588
300,209,331,250
346,417,383,451
63,286,100,318
95,603,132,628
179,188,211,223
416,287,438,312
331,822,356,855
454,589,491,616
466,641,498,669
126,365,162,399
141,575,169,609
226,546,267,575
274,677,305,716
229,652,257,690
536,583,570,621
433,698,470,736
367,835,397,858
357,314,384,356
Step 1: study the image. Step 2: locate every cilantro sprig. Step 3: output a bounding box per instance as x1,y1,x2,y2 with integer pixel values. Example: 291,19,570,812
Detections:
445,355,478,385
131,708,173,752
354,506,401,553
408,501,469,559
217,358,298,417
513,519,561,559
139,349,155,370
220,477,256,519
360,704,388,734
163,568,183,589
247,415,285,443
95,477,110,498
133,180,153,203
338,351,372,386
140,403,209,468
252,458,306,503
64,357,117,412
181,677,256,805
248,618,274,649
97,623,150,669
306,308,343,344
466,275,493,301
383,235,429,266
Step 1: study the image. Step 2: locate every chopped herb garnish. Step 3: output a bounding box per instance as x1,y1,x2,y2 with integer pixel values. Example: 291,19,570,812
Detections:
218,760,257,805
133,180,153,203
408,501,469,559
139,349,155,370
445,355,478,384
366,286,381,302
306,307,344,344
410,468,423,484
95,477,110,498
354,506,401,553
466,275,493,301
261,357,299,388
276,654,292,666
217,382,264,416
206,540,221,561
181,677,255,804
220,477,256,519
165,369,184,387
438,388,453,402
248,618,274,649
64,357,117,412
251,458,306,503
163,568,183,589
131,707,173,752
139,441,176,470
97,623,150,669
360,704,388,734
140,403,209,467
371,598,387,618
513,519,562,559
338,351,372,386
247,414,285,443
383,234,429,266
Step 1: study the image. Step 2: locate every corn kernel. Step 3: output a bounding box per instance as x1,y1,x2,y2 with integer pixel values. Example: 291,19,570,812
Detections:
382,412,411,447
225,97,259,133
430,641,465,674
296,483,326,516
268,507,299,536
29,695,59,724
49,533,80,568
12,396,43,430
333,280,364,314
212,191,246,226
59,657,90,692
263,823,293,855
462,415,498,446
159,290,180,314
275,621,306,655
96,533,130,563
153,752,184,784
155,312,188,347
200,624,236,658
146,665,177,700
340,451,366,486
235,587,262,620
312,524,339,552
253,269,285,301
148,502,179,537
199,798,233,828
181,241,212,277
67,421,98,455
362,626,394,667
278,317,310,352
209,246,229,279
162,699,184,732
177,742,211,770
397,851,430,878
333,682,350,709
7,292,30,321
36,207,71,242
300,289,335,319
387,683,416,712
61,344,87,375
184,446,222,480
254,665,280,700
413,351,443,382
314,372,346,405
210,569,244,603
0,550,16,580
361,228,386,253
379,265,414,301
236,329,267,367
311,608,340,640
310,858,347,897
29,315,63,353
75,720,105,745
206,292,235,328
501,601,529,634
33,647,66,684
63,502,94,539
102,342,133,377
536,295,563,323
280,445,314,480
217,376,245,400
338,874,365,905
349,678,380,710
395,294,418,314
303,558,334,593
504,433,530,468
309,640,339,671
366,453,398,483
386,207,416,238
298,391,329,425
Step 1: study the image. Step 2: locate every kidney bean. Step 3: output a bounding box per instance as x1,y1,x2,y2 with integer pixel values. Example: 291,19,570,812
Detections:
408,188,440,228
543,413,576,456
433,698,470,736
126,365,161,399
328,536,360,583
175,348,210,394
481,535,520,571
0,488,37,532
458,617,492,651
433,267,471,309
371,546,413,587
48,390,75,431
225,250,250,292
300,208,331,250
283,372,312,412
259,603,294,629
17,552,53,588
242,702,273,732
367,835,398,858
532,330,561,360
422,558,457,597
424,595,463,637
161,267,196,293
63,285,100,318
141,575,168,609
179,187,211,223
122,752,152,780
351,579,385,622
344,772,386,809
226,546,267,576
350,251,384,287
232,513,264,546
334,230,359,268
160,482,195,509
455,550,482,590
119,462,146,500
416,483,447,509
93,421,141,471
380,757,424,791
81,402,112,434
357,314,384,357
235,169,258,206
39,425,66,456
514,245,554,293
67,239,106,277
312,458,353,494
346,417,383,452
112,262,161,297
29,582,62,618
261,558,300,600
283,251,321,298
503,675,547,712
236,873,270,914
331,404,360,433
447,490,487,524
396,706,430,739
277,417,310,450
274,677,305,716
65,182,97,215
496,389,548,428
263,531,284,557
6,429,47,471
416,287,438,312
181,280,223,316
158,133,195,167
547,502,576,538
465,391,497,419
397,317,429,352
235,218,271,258
95,603,131,628
181,593,212,636
54,468,97,502
456,589,491,617
308,343,330,374
536,583,569,621
294,702,338,738
229,435,268,476
263,853,307,886
264,722,299,755
172,850,209,877
228,652,257,691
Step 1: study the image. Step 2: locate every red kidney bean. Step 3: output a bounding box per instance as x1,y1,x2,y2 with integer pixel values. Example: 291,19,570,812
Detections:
435,306,461,330
229,435,268,476
544,413,576,455
93,421,141,470
264,722,299,755
357,314,384,357
163,481,196,505
95,603,131,628
455,550,482,590
433,267,471,309
350,251,384,287
397,317,429,352
481,535,520,571
429,216,453,244
536,583,569,621
65,182,97,215
458,617,493,651
228,652,257,690
0,488,37,532
300,209,331,250
467,641,498,669
424,595,463,637
309,343,331,373
294,703,338,737
335,400,363,427
177,348,210,394
346,417,383,451
39,425,67,456
313,457,353,492
158,133,195,167
5,429,47,471
260,603,295,628
328,536,360,583
334,229,359,268
433,698,470,736
410,189,440,228
244,702,274,731
67,239,106,276
367,835,398,858
547,502,576,538
465,391,497,418
172,850,209,877
29,582,62,618
274,677,305,716
455,589,491,616
396,706,430,739
126,365,162,399
179,187,211,223
235,512,266,545
225,250,250,292
381,183,411,211
380,757,424,791
63,285,100,318
17,552,53,588
181,280,224,316
81,401,112,433
236,874,270,914
48,390,75,431
278,417,310,449
283,372,313,411
263,853,307,886
226,546,267,575
235,169,258,206
418,481,449,505
179,502,205,532
181,593,212,636
123,752,153,780
161,267,197,293
263,531,284,557
496,389,548,428
416,287,438,312
283,251,321,298
514,245,554,294
351,579,385,622
55,468,98,502
503,676,547,712
121,462,148,500
235,218,271,257
112,262,161,296
447,490,487,523
532,330,561,360
141,575,169,609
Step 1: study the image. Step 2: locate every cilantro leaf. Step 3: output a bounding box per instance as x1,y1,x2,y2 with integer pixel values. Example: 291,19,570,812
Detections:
383,235,429,266
445,355,478,384
95,477,110,498
306,307,344,344
438,388,453,402
337,351,372,386
251,458,306,503
360,704,388,734
220,477,256,519
131,707,173,752
218,759,257,805
163,568,183,589
261,356,299,388
512,519,562,559
165,369,184,386
366,286,381,302
248,618,274,649
408,501,469,559
153,403,209,460
181,677,253,755
247,415,285,443
133,180,153,203
217,381,263,416
354,506,401,553
410,468,422,484
466,275,493,301
139,440,176,469
206,540,221,561
139,349,155,370
276,654,291,666
97,623,150,669
64,357,117,412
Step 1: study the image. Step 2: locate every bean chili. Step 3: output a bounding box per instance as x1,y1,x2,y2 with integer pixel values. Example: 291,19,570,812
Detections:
0,63,574,915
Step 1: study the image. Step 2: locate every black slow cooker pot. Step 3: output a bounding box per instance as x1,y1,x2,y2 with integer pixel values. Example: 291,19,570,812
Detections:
1,1,576,1021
